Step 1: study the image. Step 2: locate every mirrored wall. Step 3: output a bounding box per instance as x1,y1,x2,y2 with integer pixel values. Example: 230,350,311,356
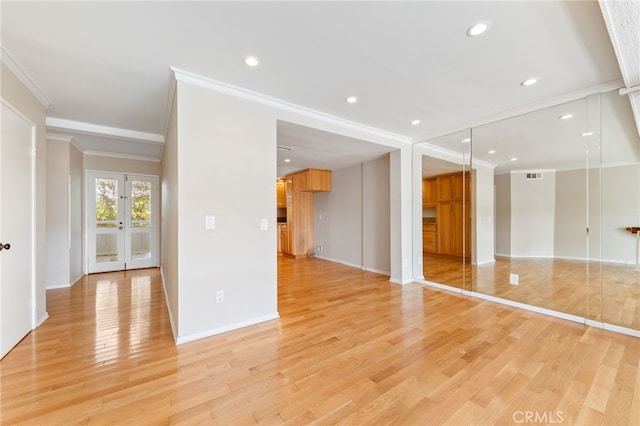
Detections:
413,90,640,334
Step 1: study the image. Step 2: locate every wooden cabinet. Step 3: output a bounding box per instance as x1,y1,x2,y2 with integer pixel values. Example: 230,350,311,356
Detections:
437,172,469,201
433,171,471,259
291,168,332,192
422,178,437,207
423,223,437,253
278,223,288,254
276,180,286,207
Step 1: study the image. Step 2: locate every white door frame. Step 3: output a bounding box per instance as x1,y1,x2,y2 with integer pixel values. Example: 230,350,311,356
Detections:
0,98,37,359
85,171,159,273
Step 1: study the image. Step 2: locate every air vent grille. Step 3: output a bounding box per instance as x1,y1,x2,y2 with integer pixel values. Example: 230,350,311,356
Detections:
525,172,543,180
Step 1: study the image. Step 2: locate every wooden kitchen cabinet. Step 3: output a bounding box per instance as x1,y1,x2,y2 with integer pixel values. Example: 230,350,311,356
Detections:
423,223,437,253
276,180,286,207
291,168,332,192
434,171,470,259
437,172,469,201
278,223,288,254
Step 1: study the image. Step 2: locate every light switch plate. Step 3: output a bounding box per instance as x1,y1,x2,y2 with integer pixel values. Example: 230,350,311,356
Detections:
260,218,268,231
205,215,215,230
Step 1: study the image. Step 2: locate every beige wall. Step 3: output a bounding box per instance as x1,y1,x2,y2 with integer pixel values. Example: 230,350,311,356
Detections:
69,144,83,283
161,91,179,337
494,173,511,256
1,63,48,324
362,154,391,274
84,155,161,176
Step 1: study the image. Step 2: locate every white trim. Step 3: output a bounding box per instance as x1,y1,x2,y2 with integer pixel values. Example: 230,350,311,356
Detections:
46,133,73,143
46,283,71,290
83,150,161,163
69,273,83,287
171,67,412,146
162,75,177,138
362,266,391,276
35,313,49,328
176,313,280,345
1,46,52,108
46,117,165,144
389,277,414,285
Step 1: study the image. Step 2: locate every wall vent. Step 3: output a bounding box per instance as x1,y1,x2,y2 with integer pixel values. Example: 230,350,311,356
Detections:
525,172,543,180
277,145,293,151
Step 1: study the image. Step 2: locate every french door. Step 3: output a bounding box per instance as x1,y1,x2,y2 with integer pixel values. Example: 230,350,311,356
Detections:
87,172,158,273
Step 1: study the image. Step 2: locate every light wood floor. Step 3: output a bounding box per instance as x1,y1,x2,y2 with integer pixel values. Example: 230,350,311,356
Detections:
1,258,639,424
424,255,640,330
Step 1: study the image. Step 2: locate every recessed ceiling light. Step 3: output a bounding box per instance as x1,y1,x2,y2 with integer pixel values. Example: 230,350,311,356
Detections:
466,21,490,37
461,138,471,143
510,157,518,161
581,131,594,137
346,96,358,104
559,114,573,120
284,158,291,163
521,77,539,87
244,56,259,67
488,150,496,154
410,119,421,126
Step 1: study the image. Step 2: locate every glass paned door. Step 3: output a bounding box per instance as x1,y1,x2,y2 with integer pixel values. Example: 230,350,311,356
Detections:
87,172,158,273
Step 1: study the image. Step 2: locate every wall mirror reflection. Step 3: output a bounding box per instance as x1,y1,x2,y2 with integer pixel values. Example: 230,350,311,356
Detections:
414,130,472,291
471,90,639,332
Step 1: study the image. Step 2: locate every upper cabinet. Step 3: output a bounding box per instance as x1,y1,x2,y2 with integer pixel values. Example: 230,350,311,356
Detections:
437,172,469,201
276,180,286,207
422,178,437,207
291,168,332,192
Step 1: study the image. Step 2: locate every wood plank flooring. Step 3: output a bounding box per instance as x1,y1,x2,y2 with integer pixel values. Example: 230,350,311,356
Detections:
1,258,639,424
424,255,640,330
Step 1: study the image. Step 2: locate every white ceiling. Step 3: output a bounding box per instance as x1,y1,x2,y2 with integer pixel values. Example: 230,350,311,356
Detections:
1,1,637,173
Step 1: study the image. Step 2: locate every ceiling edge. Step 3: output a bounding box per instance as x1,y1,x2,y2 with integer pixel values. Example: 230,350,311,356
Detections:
1,46,52,108
170,66,412,147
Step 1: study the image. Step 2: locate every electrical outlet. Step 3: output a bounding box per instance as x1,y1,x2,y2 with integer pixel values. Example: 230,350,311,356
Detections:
317,244,322,253
216,290,224,303
509,273,519,285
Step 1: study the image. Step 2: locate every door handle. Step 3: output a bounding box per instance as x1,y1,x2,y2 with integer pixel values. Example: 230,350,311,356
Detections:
119,221,123,230
0,243,11,251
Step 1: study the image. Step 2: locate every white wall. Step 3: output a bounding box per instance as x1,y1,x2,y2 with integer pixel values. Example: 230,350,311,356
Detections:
314,164,363,268
161,91,179,336
174,81,278,340
494,173,511,256
1,62,48,325
313,154,391,274
45,139,71,288
69,144,83,283
510,171,556,257
84,155,161,176
472,165,495,264
363,155,391,274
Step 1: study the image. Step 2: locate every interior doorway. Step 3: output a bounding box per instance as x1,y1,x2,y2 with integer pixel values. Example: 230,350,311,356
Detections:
87,172,159,273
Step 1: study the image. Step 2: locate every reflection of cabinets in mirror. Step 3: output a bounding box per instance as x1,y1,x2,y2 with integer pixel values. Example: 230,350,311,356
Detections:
423,172,470,259
422,178,437,207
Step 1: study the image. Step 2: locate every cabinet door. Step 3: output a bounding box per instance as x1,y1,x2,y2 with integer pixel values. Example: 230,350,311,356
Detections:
438,176,453,201
423,179,437,206
452,173,464,200
276,181,286,207
437,203,454,254
451,201,465,257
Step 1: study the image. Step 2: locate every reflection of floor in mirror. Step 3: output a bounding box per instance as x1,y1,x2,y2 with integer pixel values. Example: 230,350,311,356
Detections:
423,254,640,330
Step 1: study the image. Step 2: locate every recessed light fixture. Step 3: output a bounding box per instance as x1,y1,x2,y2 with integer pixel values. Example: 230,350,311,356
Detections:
410,119,421,126
510,157,518,161
461,138,471,143
466,21,490,37
284,158,291,163
346,96,358,104
521,77,539,87
488,150,496,154
559,114,573,120
244,56,259,67
581,131,594,137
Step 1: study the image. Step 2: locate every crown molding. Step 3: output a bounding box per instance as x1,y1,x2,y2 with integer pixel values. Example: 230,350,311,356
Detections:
46,133,73,143
83,150,161,163
46,117,164,144
1,46,52,108
170,67,412,146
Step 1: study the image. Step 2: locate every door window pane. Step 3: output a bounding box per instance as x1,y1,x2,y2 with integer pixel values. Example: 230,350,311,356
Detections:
131,181,151,228
96,234,118,262
131,233,151,260
96,178,118,228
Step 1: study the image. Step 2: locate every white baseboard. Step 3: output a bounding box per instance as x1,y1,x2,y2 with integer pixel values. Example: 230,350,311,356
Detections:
35,312,49,328
362,266,391,276
176,313,280,345
315,256,391,277
46,283,71,290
